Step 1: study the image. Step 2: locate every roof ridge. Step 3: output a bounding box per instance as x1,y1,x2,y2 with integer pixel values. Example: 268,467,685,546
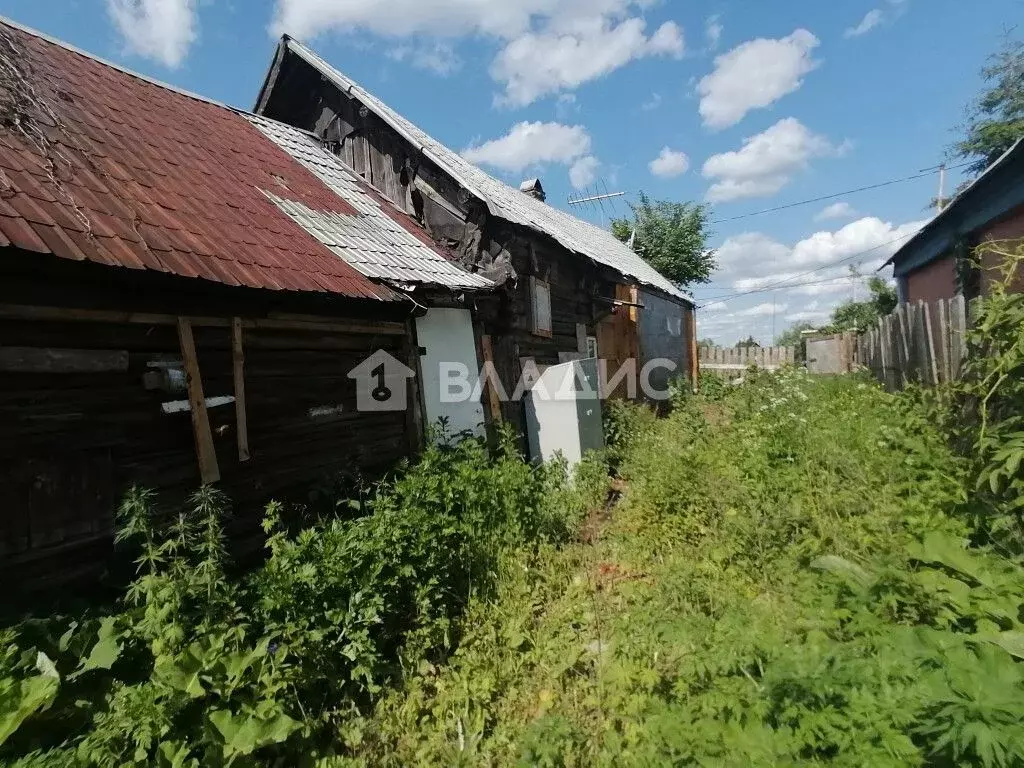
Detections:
0,14,236,112
277,38,689,301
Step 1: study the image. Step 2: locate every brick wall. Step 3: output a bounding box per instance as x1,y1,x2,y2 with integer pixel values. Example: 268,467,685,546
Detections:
978,204,1024,295
904,254,958,303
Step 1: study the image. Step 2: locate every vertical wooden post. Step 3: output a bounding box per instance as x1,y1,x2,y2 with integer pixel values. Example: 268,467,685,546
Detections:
176,317,220,485
879,321,888,388
922,303,939,386
950,295,967,380
231,318,250,462
895,304,911,386
687,307,698,389
576,322,588,355
480,334,503,425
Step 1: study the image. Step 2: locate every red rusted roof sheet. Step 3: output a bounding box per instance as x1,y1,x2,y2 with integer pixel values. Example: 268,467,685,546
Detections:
0,20,398,301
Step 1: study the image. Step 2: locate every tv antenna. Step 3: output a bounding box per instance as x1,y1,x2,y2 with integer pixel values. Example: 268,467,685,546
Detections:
567,179,626,226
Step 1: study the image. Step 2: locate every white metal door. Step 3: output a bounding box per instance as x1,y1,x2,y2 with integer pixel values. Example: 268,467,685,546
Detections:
415,308,485,439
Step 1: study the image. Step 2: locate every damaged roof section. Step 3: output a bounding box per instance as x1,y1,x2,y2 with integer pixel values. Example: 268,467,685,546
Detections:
247,115,493,291
0,19,399,301
261,37,690,303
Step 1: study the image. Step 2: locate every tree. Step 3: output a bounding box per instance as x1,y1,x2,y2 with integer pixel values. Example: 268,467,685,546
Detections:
822,277,897,333
697,337,718,349
953,36,1024,177
611,192,716,286
735,336,760,349
775,322,816,347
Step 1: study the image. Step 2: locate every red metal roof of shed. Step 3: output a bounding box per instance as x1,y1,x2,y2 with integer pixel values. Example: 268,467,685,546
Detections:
0,20,398,301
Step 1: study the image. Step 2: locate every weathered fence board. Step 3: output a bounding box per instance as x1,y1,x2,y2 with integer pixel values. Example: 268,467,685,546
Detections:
806,332,858,374
858,296,968,390
699,345,795,375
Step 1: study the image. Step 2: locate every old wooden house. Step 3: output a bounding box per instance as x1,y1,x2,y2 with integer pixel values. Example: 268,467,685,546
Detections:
0,21,492,593
255,37,698,434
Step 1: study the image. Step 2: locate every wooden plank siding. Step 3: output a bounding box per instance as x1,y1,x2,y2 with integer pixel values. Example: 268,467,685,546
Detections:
0,263,417,596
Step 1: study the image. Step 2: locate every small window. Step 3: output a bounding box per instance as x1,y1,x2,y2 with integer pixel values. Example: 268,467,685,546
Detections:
586,336,599,359
530,277,552,337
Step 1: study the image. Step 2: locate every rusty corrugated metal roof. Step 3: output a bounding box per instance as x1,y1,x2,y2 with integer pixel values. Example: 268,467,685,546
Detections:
0,19,399,301
247,115,494,291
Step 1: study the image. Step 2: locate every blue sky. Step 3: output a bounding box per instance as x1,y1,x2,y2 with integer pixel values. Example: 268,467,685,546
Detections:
4,0,1020,343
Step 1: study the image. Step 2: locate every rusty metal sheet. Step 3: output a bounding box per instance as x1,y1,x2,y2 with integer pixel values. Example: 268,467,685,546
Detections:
0,20,398,302
248,115,494,292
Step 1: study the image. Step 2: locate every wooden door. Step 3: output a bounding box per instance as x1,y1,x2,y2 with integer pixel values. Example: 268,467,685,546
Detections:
597,285,640,399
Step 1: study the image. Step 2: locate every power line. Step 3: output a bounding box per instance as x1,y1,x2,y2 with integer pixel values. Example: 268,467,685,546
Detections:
694,231,917,307
698,274,870,307
709,161,972,225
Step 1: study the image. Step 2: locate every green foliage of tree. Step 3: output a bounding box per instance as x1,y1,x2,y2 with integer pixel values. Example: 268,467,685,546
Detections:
954,36,1024,177
822,276,898,333
611,192,716,286
734,335,760,349
697,337,717,349
774,322,816,347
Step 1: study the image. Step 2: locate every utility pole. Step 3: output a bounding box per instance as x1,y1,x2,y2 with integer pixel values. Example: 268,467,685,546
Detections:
937,163,946,212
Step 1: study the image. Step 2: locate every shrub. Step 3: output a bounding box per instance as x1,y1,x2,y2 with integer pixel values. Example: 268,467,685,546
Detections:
952,243,1024,556
0,430,606,766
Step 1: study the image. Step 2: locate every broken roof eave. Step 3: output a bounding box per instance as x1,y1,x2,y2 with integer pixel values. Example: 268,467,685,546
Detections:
263,37,491,210
258,37,691,305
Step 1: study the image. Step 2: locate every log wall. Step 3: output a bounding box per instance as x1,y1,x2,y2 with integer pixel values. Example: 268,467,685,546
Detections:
0,261,416,598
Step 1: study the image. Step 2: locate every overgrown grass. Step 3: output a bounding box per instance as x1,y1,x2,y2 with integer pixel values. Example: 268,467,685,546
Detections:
349,370,1024,767
0,430,609,767
5,245,1024,766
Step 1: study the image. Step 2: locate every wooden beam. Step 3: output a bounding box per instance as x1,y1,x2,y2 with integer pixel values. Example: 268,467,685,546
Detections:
0,347,129,373
688,307,699,388
176,317,220,485
231,318,250,463
480,335,503,425
0,304,406,336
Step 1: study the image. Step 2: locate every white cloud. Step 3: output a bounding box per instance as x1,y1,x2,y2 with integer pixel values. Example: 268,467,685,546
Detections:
844,9,884,37
736,301,787,317
815,201,858,221
461,121,591,172
715,216,927,288
705,15,722,49
388,41,462,75
784,309,831,323
569,155,600,188
649,147,690,178
642,92,663,111
491,19,683,107
697,29,820,129
697,214,927,342
271,0,542,39
702,118,850,203
272,1,685,108
107,0,197,67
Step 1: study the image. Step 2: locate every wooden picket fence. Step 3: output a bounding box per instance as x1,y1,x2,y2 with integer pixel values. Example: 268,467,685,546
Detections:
699,345,796,376
858,296,969,390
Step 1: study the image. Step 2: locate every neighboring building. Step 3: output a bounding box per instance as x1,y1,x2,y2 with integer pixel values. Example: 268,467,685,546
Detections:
255,36,697,431
0,20,491,591
887,139,1024,302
